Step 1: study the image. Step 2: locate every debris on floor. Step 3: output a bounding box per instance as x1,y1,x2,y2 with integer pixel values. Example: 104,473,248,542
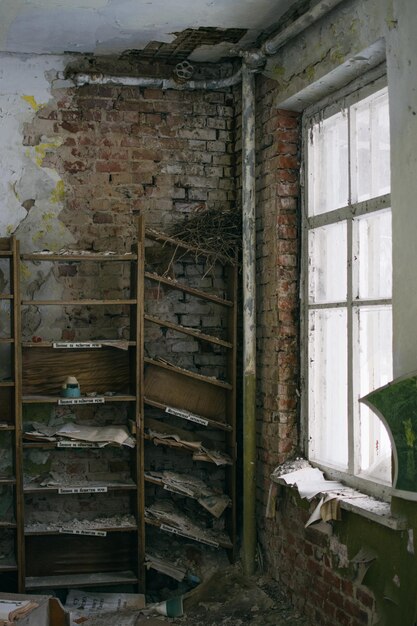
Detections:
62,565,310,626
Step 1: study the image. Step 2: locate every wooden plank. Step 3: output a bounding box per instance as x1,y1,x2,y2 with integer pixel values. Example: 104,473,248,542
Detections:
144,397,231,431
22,253,137,261
145,272,233,307
22,394,136,404
22,347,130,395
22,340,136,348
21,298,137,306
145,357,231,390
23,482,137,494
0,294,13,300
25,534,137,577
144,314,233,348
144,360,228,420
25,570,138,589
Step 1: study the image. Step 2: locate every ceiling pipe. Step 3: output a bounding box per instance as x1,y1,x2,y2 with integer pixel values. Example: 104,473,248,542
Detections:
262,0,345,56
74,70,242,90
73,0,344,90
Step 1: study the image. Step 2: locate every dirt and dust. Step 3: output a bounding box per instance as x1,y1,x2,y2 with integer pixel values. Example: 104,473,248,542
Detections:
174,566,310,626
71,566,310,625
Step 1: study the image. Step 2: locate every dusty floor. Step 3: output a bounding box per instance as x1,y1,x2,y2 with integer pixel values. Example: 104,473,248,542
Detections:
77,567,310,625
174,567,311,626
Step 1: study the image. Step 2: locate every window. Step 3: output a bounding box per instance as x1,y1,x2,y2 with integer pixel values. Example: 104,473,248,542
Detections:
303,81,392,490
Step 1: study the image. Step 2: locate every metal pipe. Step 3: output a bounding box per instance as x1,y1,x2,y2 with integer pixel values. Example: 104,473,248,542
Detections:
241,62,257,577
74,69,242,90
262,0,345,56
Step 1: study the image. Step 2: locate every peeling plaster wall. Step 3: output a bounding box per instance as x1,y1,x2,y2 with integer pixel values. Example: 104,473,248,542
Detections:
0,53,75,249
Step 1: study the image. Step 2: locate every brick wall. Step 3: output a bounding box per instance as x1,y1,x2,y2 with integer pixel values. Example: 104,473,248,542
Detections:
253,75,300,534
21,69,380,623
25,83,235,251
253,76,379,626
271,488,377,626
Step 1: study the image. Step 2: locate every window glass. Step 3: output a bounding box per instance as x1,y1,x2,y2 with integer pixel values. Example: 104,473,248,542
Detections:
354,209,392,300
351,89,390,202
305,85,392,488
354,305,393,482
308,112,349,216
308,222,347,304
308,308,348,469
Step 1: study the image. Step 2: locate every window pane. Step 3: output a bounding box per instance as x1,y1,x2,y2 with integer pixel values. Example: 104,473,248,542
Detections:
354,209,392,300
308,222,347,304
308,112,349,216
308,308,348,469
351,88,390,202
354,305,392,483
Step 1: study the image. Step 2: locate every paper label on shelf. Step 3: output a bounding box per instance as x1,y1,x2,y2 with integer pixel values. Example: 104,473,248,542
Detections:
165,406,209,427
159,523,219,547
53,342,102,349
59,528,107,537
57,441,104,448
58,397,105,405
58,486,108,494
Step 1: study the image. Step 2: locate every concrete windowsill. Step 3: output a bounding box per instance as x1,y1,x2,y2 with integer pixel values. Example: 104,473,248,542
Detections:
272,475,407,531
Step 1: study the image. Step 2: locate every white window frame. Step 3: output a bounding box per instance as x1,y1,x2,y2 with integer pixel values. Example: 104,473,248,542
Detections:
300,71,393,500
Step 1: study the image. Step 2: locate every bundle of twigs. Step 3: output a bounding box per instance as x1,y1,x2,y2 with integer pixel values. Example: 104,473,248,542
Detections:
170,207,241,266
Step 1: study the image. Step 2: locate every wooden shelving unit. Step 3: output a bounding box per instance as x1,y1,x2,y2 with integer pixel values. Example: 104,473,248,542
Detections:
143,228,237,566
0,237,23,591
18,218,145,592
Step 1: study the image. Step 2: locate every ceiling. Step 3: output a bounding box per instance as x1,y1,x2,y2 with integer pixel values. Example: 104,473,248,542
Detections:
0,0,301,62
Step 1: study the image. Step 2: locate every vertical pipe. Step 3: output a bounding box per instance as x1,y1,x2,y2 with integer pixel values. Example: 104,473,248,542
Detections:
241,62,257,576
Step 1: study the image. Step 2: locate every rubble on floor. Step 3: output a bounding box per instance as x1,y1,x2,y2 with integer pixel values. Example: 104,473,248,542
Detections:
64,565,310,626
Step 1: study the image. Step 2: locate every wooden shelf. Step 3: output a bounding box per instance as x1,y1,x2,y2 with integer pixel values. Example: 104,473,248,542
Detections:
22,394,136,404
0,252,12,258
0,478,16,486
25,570,138,590
145,271,233,307
145,518,233,550
144,397,232,431
25,525,137,536
144,357,232,390
0,339,14,344
21,253,137,261
0,294,13,300
0,521,17,529
0,382,14,388
23,482,137,494
22,298,137,306
0,560,18,572
0,425,15,432
144,314,232,348
22,340,136,348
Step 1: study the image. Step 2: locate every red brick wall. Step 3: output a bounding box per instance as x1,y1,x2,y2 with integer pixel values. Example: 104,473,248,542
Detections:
254,76,300,531
253,76,378,626
26,84,235,251
271,489,377,626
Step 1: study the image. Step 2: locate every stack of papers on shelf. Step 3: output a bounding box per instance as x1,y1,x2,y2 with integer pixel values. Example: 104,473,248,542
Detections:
24,422,135,447
145,501,229,547
0,599,38,625
146,471,231,517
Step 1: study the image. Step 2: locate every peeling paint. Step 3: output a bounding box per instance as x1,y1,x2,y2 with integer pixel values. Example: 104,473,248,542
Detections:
50,180,65,203
32,138,63,167
21,95,42,112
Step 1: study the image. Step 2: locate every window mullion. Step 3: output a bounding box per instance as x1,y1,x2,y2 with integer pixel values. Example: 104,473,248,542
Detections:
347,216,355,474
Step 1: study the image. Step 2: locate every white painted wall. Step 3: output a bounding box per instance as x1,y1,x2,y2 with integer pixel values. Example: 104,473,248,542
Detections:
0,53,75,251
388,0,417,377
